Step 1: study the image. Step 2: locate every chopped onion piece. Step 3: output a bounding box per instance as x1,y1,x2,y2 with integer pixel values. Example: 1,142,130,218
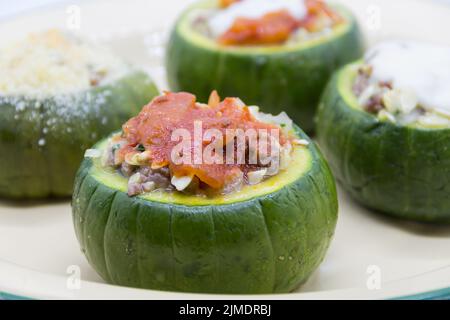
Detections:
272,112,293,130
383,88,418,114
279,142,292,171
248,169,267,185
248,106,263,122
125,152,140,165
137,151,151,162
125,151,151,166
84,149,101,158
248,106,293,133
171,175,194,191
233,98,246,108
383,89,402,113
265,163,279,176
399,88,418,114
222,169,244,194
101,149,113,167
377,110,396,123
293,139,309,146
142,181,156,193
129,172,143,184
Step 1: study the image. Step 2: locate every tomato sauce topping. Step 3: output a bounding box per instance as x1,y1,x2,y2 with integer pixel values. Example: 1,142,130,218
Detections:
220,10,299,45
219,0,239,8
218,0,343,45
119,92,289,190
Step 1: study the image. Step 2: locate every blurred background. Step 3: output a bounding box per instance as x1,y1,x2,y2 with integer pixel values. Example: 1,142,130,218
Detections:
0,0,64,19
0,0,449,20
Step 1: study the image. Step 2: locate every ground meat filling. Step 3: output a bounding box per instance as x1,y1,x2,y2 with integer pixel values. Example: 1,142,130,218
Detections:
353,64,432,125
353,65,394,114
97,91,306,197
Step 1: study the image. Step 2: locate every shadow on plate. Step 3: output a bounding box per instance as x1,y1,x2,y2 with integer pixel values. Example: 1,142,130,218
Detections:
0,197,70,208
338,186,450,238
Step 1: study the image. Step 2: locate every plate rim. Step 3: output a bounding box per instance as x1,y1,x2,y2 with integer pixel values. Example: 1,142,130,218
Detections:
1,258,450,300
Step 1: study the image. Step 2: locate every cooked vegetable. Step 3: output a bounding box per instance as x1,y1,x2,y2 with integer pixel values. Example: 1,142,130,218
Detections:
72,92,338,294
316,59,450,222
0,30,159,198
200,0,344,46
103,91,301,196
166,0,364,132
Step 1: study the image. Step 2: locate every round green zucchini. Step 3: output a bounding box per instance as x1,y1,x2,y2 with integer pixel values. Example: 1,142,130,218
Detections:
0,71,158,199
72,127,338,294
166,0,365,133
316,62,450,222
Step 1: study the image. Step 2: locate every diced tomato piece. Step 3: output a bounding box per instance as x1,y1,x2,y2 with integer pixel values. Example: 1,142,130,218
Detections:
302,0,343,31
219,0,240,8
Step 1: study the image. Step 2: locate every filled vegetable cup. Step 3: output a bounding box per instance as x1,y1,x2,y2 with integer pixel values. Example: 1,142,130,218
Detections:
316,41,450,222
0,30,159,199
73,91,338,294
166,0,364,133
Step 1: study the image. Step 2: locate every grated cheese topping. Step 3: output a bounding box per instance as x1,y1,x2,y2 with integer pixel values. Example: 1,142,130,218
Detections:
0,29,130,99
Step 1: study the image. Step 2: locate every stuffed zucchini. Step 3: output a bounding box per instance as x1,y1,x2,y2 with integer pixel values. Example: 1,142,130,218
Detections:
316,41,450,222
73,91,338,294
0,30,158,199
166,0,364,133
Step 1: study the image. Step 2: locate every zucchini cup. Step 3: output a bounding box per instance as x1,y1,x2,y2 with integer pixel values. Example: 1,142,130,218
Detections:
0,30,158,199
73,91,338,294
316,41,450,222
166,0,364,133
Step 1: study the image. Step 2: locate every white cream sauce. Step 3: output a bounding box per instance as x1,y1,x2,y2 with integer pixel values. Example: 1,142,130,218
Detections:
367,41,450,113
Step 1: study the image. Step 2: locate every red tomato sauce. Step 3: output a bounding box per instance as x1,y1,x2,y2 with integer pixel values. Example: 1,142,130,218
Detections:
218,0,343,45
119,92,289,189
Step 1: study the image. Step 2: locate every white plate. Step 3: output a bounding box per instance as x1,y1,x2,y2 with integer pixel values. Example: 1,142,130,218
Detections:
1,0,450,300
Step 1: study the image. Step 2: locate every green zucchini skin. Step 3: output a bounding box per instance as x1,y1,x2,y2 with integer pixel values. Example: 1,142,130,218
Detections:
316,66,450,222
72,129,338,294
166,2,364,133
0,71,158,199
